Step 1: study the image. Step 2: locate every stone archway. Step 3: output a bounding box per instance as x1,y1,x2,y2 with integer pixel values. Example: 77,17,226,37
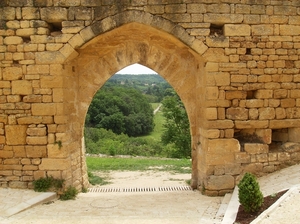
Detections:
63,22,206,190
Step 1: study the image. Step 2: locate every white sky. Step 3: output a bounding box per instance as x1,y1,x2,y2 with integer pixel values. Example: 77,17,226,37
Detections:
116,63,157,75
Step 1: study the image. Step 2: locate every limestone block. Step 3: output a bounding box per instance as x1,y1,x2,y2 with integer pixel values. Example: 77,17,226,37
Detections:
39,158,71,170
278,152,290,161
26,136,47,145
291,152,300,161
5,125,27,145
186,4,206,13
235,152,251,163
204,14,243,24
205,62,218,72
226,108,248,120
223,24,250,36
26,146,47,158
206,87,219,100
191,39,208,55
206,138,240,165
252,25,274,36
35,51,65,64
243,163,263,174
244,143,268,154
206,175,234,191
33,170,46,180
27,65,49,74
200,129,220,139
17,116,43,124
207,72,230,86
281,99,295,108
235,120,268,129
145,5,164,14
259,108,275,120
23,165,38,171
274,89,287,99
288,128,300,143
280,25,300,35
40,75,63,88
246,99,264,108
47,144,67,159
254,90,273,99
3,67,23,80
205,108,217,120
224,164,241,175
13,146,26,157
12,80,32,95
291,90,300,98
202,48,229,62
62,26,84,34
0,150,13,158
59,43,79,62
206,36,229,48
204,120,234,129
9,181,27,189
243,15,260,24
4,36,23,45
287,15,300,25
16,28,36,38
225,91,247,100
27,127,47,136
32,103,56,116
255,129,271,144
275,108,286,119
40,7,68,23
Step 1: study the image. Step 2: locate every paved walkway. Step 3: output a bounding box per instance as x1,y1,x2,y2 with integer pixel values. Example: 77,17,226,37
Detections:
0,164,299,224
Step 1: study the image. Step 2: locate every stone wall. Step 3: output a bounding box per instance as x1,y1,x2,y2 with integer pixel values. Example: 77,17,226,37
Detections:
0,0,300,195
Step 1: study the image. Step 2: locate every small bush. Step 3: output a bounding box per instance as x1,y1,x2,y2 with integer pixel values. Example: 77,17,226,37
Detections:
33,176,53,192
238,172,264,213
60,186,78,201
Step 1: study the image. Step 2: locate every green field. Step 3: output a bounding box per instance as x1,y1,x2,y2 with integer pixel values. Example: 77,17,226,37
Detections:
86,156,191,174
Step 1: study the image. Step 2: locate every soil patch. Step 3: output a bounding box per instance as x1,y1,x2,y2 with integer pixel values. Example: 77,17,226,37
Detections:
235,190,287,224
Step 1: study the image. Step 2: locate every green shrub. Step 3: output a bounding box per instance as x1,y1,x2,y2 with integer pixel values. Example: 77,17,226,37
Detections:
33,176,53,192
60,186,78,200
238,172,264,213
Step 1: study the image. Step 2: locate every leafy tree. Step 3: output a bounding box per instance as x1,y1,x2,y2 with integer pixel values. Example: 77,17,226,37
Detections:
86,86,154,137
161,90,191,158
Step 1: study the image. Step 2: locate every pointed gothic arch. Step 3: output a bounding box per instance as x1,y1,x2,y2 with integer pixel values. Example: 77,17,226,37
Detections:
62,22,206,189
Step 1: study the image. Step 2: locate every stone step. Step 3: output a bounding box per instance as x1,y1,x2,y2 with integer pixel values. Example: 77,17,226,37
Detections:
2,192,57,217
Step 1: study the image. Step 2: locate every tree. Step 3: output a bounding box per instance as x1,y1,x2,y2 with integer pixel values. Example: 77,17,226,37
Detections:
86,86,154,137
161,90,191,158
238,172,264,213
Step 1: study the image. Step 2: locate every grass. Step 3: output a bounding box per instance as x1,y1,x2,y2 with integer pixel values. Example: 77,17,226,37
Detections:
88,171,111,185
141,104,165,141
86,156,191,174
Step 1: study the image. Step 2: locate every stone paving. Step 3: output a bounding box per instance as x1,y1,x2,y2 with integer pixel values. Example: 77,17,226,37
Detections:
0,164,300,224
0,190,222,224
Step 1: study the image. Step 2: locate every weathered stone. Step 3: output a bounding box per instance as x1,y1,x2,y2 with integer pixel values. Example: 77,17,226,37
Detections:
5,125,27,145
26,146,47,158
39,158,71,170
206,139,240,165
206,175,235,191
224,24,251,36
244,143,269,154
0,1,299,195
226,108,248,120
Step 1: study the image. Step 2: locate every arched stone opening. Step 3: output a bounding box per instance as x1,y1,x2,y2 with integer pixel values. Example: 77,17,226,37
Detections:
62,22,206,190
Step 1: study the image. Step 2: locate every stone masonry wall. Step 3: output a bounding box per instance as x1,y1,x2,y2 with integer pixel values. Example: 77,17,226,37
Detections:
0,0,300,195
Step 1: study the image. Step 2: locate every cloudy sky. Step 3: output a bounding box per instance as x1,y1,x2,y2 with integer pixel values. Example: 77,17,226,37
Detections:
116,63,157,75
